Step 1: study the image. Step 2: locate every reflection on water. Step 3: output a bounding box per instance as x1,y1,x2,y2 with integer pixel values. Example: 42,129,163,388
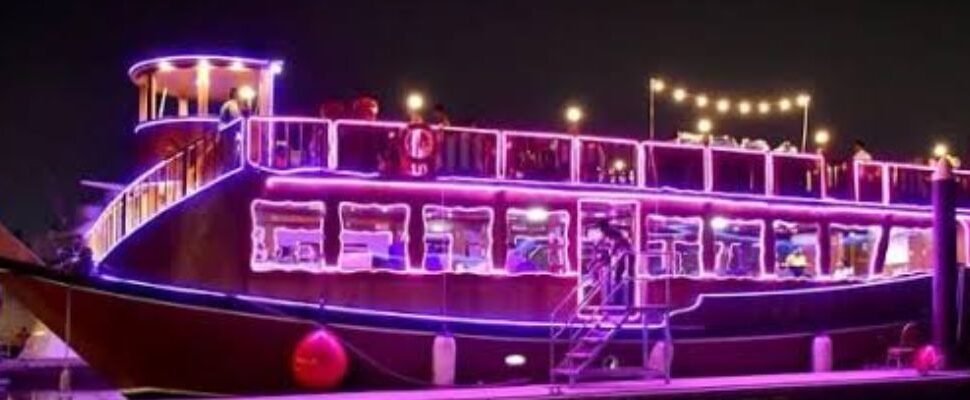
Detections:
2,390,124,400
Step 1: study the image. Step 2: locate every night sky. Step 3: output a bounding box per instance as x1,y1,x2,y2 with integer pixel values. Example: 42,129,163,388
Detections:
1,1,969,233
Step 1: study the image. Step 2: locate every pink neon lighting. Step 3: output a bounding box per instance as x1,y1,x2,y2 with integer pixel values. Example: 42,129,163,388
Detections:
828,223,883,279
771,220,824,278
711,218,767,277
644,215,706,277
265,176,949,221
128,55,277,79
133,117,219,134
577,199,641,306
250,199,327,273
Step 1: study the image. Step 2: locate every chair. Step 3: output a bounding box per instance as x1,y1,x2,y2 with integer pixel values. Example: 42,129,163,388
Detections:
886,322,920,368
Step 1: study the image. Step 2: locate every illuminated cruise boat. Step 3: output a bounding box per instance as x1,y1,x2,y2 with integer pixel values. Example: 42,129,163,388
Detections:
2,54,970,396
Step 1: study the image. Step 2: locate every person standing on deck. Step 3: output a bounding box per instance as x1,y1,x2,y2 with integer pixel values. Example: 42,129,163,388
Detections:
594,219,634,306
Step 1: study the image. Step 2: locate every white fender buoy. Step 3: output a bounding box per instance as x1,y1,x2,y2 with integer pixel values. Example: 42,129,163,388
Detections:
812,334,833,372
648,340,673,374
432,332,456,386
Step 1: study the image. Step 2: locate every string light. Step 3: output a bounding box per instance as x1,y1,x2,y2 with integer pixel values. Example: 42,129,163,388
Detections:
757,101,770,114
697,118,713,134
933,143,949,158
695,94,709,108
716,98,731,113
814,129,831,146
564,105,584,124
778,98,792,111
649,77,809,118
672,88,687,102
738,101,752,115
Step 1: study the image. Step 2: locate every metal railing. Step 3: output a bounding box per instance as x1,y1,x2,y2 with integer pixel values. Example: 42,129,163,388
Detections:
88,119,243,262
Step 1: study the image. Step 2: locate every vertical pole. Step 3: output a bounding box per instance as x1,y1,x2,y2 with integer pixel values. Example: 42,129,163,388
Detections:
701,211,716,275
763,219,776,275
649,80,655,141
818,221,832,276
800,103,809,152
932,158,959,368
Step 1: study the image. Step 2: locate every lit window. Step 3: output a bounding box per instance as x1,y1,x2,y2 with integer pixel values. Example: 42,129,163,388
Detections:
885,227,933,276
773,221,820,279
339,203,410,271
830,225,880,279
505,208,570,274
423,206,494,272
642,216,702,276
250,200,326,272
712,218,763,277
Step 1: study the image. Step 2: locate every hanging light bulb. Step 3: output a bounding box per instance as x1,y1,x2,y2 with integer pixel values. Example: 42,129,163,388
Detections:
695,94,709,108
778,98,792,112
738,101,752,115
758,101,770,114
716,98,730,113
673,88,687,102
650,78,666,92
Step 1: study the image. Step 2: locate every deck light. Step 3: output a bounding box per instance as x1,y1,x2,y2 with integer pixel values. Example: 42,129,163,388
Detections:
738,101,752,115
716,99,730,113
933,143,949,158
710,216,729,230
525,207,550,223
505,354,526,367
406,92,425,113
269,61,284,75
230,60,246,72
695,94,709,108
157,60,175,72
697,118,713,134
612,159,627,172
564,105,584,124
650,78,666,93
238,86,256,102
672,88,687,102
796,94,811,107
814,129,831,146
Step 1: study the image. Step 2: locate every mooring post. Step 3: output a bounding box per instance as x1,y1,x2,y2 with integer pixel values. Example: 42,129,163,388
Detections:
932,158,959,368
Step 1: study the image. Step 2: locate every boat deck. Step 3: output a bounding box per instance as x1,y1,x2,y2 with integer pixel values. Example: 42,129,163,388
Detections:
238,369,970,400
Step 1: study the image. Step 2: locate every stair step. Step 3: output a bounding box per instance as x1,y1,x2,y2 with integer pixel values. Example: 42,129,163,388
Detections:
551,367,580,377
566,350,593,359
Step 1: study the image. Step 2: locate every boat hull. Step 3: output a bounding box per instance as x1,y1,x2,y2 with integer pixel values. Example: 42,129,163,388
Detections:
3,260,960,395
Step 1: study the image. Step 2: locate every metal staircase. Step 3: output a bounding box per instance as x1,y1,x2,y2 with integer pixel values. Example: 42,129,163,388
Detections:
549,253,672,387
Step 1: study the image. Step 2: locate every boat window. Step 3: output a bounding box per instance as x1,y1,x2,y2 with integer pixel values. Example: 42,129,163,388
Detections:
643,144,705,191
247,119,328,170
577,140,638,186
856,162,884,203
579,201,638,277
504,208,571,274
335,122,402,174
422,206,494,272
642,216,702,276
884,227,933,276
773,221,820,279
772,154,823,198
830,225,879,279
710,149,766,195
250,200,326,272
504,134,572,182
712,218,763,277
339,203,410,271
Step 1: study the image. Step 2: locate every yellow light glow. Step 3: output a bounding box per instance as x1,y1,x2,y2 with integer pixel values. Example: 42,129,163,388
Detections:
564,105,584,124
796,94,811,107
650,79,666,92
612,159,627,171
716,99,730,113
695,94,709,108
406,92,425,112
758,101,770,114
814,129,831,146
229,60,246,72
738,101,752,115
778,98,792,111
673,88,687,102
697,118,713,133
933,143,949,158
238,86,256,101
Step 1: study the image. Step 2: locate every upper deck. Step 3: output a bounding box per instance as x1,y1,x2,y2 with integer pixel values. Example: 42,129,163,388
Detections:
239,116,970,210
